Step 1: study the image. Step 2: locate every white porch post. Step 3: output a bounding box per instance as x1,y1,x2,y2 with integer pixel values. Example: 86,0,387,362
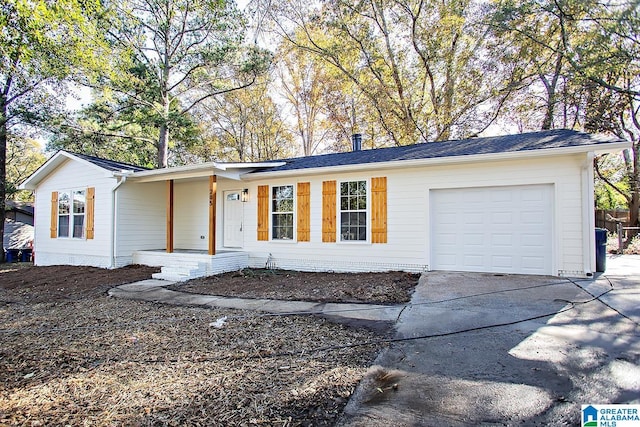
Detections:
209,175,217,255
166,179,174,253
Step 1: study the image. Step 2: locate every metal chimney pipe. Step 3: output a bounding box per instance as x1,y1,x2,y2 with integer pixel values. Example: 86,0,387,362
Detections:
351,133,362,151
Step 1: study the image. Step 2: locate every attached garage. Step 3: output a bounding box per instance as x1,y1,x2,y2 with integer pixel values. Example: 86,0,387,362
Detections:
431,185,554,275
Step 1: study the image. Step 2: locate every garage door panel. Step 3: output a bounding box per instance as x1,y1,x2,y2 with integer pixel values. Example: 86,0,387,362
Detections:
522,211,545,224
464,233,483,245
491,189,514,202
522,187,546,201
491,212,513,225
463,255,485,268
431,185,553,275
492,255,514,268
522,256,545,269
464,212,484,224
491,233,513,246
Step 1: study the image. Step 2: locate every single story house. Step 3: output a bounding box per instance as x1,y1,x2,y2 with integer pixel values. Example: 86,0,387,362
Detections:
19,129,629,280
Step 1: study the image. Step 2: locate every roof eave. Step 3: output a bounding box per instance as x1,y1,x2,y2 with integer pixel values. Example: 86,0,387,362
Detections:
128,161,287,183
19,151,123,190
242,142,631,180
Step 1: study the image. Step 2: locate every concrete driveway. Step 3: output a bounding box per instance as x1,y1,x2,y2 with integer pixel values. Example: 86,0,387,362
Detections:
339,256,640,426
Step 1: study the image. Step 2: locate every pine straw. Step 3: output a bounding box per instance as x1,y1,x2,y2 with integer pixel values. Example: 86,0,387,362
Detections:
0,297,384,426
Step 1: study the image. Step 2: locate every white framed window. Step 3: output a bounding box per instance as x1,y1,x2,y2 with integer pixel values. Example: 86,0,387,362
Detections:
272,185,294,240
340,180,367,241
58,189,86,238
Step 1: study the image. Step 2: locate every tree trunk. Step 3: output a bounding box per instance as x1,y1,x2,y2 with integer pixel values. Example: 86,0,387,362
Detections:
157,124,169,168
0,96,7,262
541,48,565,131
629,142,640,241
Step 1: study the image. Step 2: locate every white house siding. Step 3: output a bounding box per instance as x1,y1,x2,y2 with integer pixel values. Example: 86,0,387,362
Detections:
113,181,166,267
33,159,115,267
173,179,209,251
226,153,591,276
225,170,430,273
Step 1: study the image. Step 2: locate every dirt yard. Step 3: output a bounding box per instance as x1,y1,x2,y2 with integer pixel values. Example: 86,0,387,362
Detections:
172,269,420,304
0,264,414,426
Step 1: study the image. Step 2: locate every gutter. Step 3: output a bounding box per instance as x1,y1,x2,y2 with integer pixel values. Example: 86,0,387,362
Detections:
582,152,596,276
110,173,131,269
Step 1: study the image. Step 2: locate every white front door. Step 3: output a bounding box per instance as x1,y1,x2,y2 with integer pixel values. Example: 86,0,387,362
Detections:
223,190,244,248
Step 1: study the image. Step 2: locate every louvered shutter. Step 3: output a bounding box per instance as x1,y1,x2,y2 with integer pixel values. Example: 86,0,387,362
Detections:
322,181,336,242
50,191,58,238
371,177,387,243
86,187,95,239
257,185,269,241
297,182,310,242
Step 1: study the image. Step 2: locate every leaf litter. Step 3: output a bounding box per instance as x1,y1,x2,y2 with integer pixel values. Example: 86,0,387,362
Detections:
0,265,410,426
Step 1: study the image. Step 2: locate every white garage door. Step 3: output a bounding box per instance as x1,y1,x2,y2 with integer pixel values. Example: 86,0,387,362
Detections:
431,185,553,275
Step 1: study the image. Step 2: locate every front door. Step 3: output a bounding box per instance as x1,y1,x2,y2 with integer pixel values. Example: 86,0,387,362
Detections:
223,190,244,248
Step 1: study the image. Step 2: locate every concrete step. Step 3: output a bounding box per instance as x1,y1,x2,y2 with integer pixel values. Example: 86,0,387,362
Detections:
152,262,209,282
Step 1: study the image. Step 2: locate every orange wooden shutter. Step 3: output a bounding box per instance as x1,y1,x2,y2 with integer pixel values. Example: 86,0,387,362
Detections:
297,182,310,242
50,191,58,238
371,177,387,243
322,180,336,242
86,187,95,240
257,185,269,241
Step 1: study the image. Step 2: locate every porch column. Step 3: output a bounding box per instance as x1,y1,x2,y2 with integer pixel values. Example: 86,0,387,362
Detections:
166,179,174,253
209,175,217,255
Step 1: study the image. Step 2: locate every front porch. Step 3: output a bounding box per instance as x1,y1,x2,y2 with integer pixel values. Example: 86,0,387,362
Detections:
133,250,249,281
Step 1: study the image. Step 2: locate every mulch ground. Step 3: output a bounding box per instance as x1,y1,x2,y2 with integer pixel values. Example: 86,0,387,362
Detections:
0,263,414,426
172,269,420,304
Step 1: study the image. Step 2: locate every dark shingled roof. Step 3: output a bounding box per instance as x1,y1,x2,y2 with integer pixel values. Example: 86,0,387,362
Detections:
259,129,618,173
70,152,150,172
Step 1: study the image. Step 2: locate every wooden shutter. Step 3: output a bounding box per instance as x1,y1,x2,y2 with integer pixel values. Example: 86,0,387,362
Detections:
322,180,336,242
50,191,58,238
86,187,95,240
257,185,269,241
371,177,387,243
297,182,310,242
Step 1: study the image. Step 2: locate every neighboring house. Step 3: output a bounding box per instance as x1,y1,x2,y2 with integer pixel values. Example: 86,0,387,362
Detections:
6,201,34,225
19,130,629,280
3,201,35,252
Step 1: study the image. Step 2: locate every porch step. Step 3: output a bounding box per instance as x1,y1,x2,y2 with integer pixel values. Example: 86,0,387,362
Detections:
152,262,207,282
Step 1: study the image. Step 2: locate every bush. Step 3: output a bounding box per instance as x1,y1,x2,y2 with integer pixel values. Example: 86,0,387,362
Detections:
607,232,640,255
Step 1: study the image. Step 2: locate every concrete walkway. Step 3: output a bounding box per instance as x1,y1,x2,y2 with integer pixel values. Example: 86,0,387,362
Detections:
108,279,405,323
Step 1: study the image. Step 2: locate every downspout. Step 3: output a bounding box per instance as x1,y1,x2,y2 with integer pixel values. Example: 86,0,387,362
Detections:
582,152,596,276
110,173,130,268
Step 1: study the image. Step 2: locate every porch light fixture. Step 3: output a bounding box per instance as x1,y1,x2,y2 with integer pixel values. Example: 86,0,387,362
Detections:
241,188,249,202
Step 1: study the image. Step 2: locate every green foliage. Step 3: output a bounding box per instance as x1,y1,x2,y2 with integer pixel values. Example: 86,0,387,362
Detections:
1,0,112,261
5,136,45,201
270,0,518,145
192,75,295,162
595,180,629,210
60,0,273,168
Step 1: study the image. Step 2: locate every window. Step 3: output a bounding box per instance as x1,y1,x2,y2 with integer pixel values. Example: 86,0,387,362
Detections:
73,190,86,238
58,192,70,237
340,180,367,241
272,185,294,240
58,190,86,238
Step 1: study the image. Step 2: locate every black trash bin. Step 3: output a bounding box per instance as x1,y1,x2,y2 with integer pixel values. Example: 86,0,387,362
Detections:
595,228,607,272
20,249,33,262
